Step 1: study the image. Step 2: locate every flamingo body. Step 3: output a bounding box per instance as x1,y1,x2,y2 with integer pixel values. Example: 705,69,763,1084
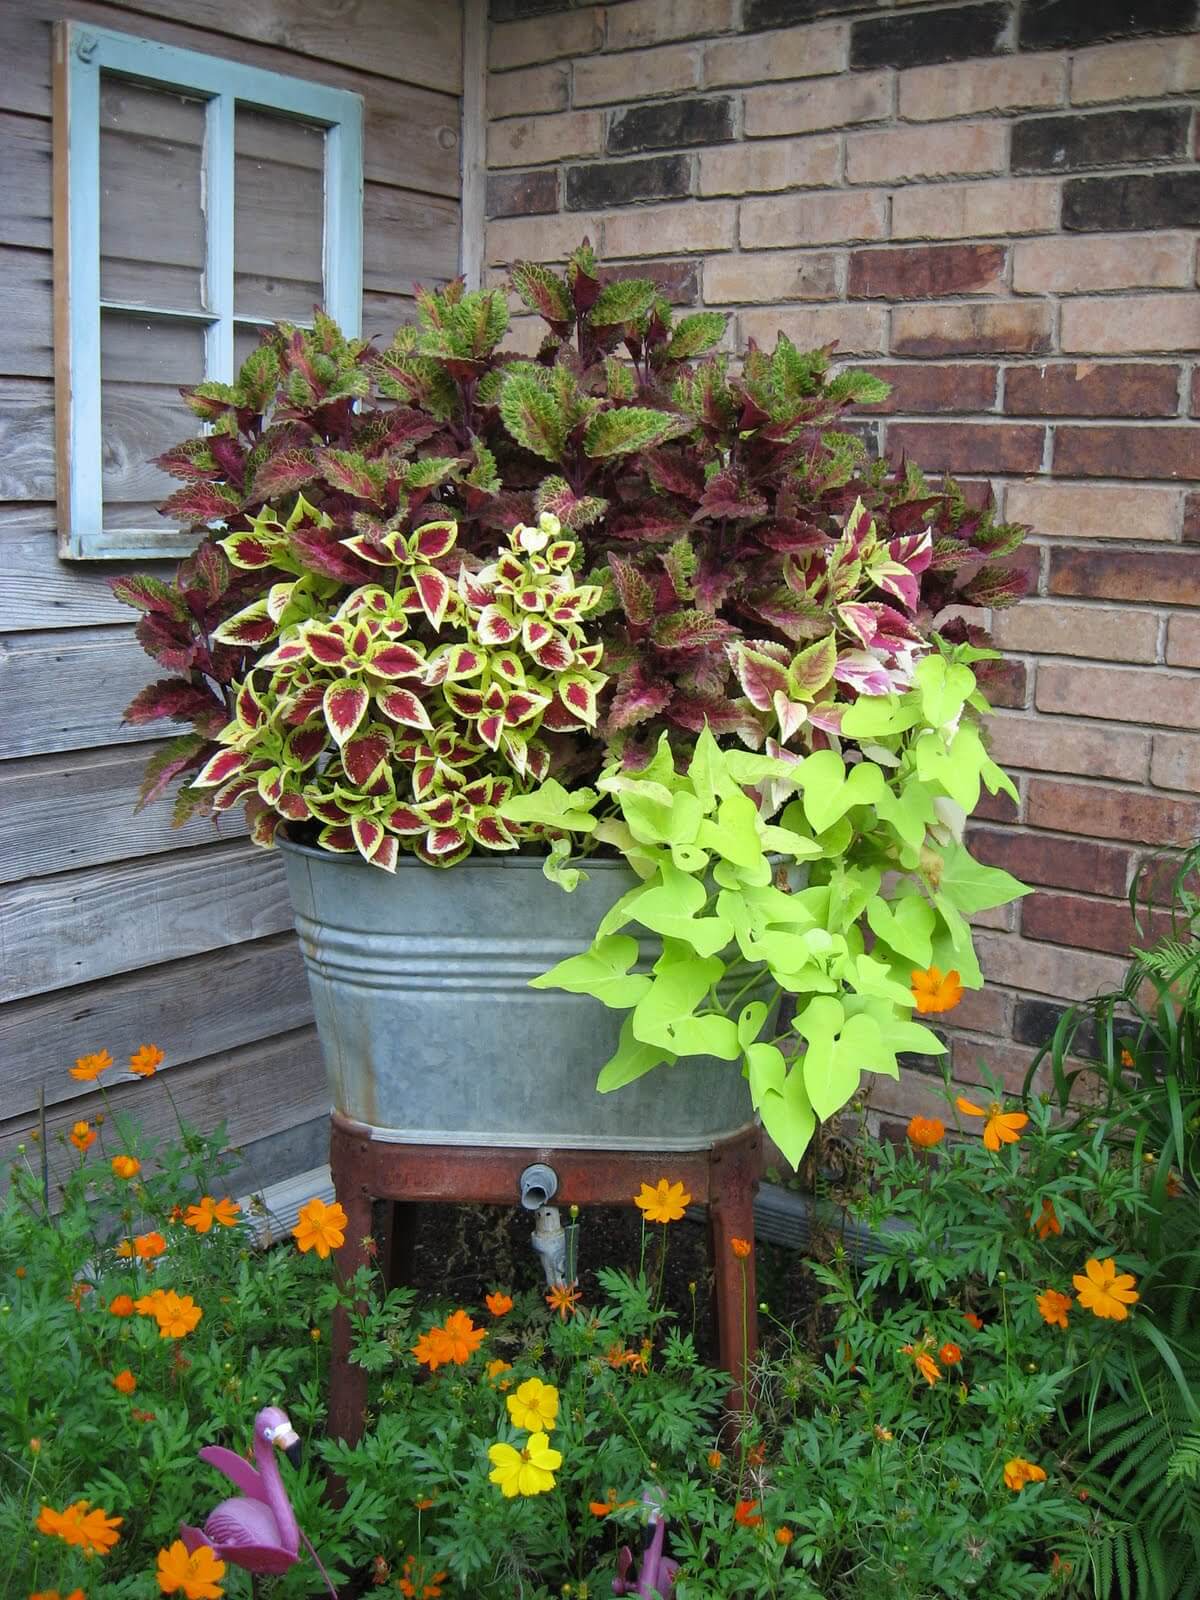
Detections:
182,1406,302,1575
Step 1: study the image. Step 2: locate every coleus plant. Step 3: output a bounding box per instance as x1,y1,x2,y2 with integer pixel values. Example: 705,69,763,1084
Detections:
503,645,1029,1166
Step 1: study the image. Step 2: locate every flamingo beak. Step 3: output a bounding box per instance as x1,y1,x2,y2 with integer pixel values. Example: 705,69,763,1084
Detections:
278,1425,302,1468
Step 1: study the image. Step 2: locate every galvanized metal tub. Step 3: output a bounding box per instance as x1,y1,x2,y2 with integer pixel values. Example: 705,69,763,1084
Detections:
279,840,755,1150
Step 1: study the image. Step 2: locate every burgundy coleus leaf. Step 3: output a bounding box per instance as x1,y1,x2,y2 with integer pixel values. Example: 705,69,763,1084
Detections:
478,712,505,750
748,587,831,644
605,660,672,732
870,604,925,648
645,448,705,502
669,693,763,743
929,537,987,574
425,824,469,858
318,824,357,853
343,730,392,788
154,438,219,483
111,573,188,620
410,519,458,561
248,448,319,501
726,641,790,712
651,609,737,651
387,804,427,835
193,748,250,788
889,532,932,576
367,642,426,680
756,518,829,553
414,569,451,630
284,723,327,768
351,814,386,861
315,447,385,502
376,687,433,730
208,435,247,488
159,482,242,525
135,733,209,811
477,604,520,646
693,555,736,613
607,509,691,543
131,615,196,673
382,407,442,451
696,469,768,522
123,678,226,729
176,540,231,606
608,553,656,627
503,689,550,726
290,525,375,584
961,562,1030,608
275,790,311,822
470,811,519,850
444,683,487,718
305,625,350,666
323,680,369,746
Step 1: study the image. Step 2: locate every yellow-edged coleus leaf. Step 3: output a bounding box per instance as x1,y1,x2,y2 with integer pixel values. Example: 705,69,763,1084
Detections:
375,688,432,730
413,569,452,630
366,641,427,681
192,748,250,788
323,680,369,746
408,519,457,562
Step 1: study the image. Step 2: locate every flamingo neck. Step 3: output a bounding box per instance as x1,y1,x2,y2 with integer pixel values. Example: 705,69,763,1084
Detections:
253,1431,300,1549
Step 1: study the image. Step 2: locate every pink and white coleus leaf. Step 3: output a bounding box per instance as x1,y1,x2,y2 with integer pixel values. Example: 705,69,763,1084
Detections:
323,680,369,746
477,604,520,646
727,641,790,712
832,652,895,696
773,691,808,744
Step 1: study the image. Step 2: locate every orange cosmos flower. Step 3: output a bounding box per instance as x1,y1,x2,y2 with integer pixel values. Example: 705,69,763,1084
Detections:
634,1178,691,1224
956,1096,1028,1152
155,1536,227,1598
68,1281,93,1310
183,1196,240,1234
1073,1257,1139,1321
1037,1288,1072,1330
939,1342,962,1366
546,1282,582,1320
113,1368,137,1394
1004,1457,1047,1492
707,1450,723,1470
153,1291,203,1338
485,1357,512,1382
438,1308,486,1364
134,1288,167,1317
291,1196,347,1258
116,1238,135,1258
29,1590,85,1600
963,1310,984,1331
1166,1170,1184,1200
1119,1047,1135,1068
626,1340,651,1375
730,1236,752,1258
901,1343,942,1386
910,966,963,1015
109,1293,135,1317
413,1326,454,1371
906,1115,945,1149
135,1231,167,1261
70,1049,113,1082
129,1043,164,1078
111,1154,141,1180
485,1291,513,1317
36,1499,123,1554
588,1488,637,1517
1034,1197,1063,1239
775,1526,794,1546
734,1500,763,1527
69,1121,96,1153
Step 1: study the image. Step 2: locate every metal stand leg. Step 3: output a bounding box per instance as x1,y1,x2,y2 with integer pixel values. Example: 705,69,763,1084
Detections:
328,1163,373,1453
708,1135,761,1418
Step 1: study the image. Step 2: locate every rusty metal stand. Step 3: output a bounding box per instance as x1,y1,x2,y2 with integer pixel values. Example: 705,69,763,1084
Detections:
327,1110,763,1448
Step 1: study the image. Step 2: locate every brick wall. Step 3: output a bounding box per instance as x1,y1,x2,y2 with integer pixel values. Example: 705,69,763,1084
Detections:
483,0,1200,1128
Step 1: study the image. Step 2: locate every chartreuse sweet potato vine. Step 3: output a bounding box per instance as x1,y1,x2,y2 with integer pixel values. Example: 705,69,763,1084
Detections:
504,643,1027,1167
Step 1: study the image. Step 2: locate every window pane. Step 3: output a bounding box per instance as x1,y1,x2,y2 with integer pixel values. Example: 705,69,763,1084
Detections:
100,310,206,534
100,76,206,311
234,321,277,373
234,107,324,323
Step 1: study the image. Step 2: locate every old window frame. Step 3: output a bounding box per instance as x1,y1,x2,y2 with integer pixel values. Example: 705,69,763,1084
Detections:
52,20,364,560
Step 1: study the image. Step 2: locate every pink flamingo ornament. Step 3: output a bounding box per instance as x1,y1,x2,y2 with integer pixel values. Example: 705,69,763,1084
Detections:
181,1404,335,1594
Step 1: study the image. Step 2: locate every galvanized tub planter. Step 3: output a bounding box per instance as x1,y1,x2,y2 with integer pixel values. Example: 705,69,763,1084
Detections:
279,840,755,1151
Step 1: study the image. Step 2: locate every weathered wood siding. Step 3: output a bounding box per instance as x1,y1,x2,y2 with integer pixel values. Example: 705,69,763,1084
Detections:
0,0,465,1192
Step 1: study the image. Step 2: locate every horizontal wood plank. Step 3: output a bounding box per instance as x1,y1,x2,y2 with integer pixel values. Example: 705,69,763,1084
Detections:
0,382,56,500
0,624,176,757
0,246,54,378
0,111,51,252
0,507,160,630
0,931,313,1115
0,743,248,884
0,1,461,195
0,838,292,1003
0,1024,329,1198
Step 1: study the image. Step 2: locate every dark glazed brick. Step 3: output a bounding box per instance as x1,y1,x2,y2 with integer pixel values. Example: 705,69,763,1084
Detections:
857,362,999,414
888,421,1045,474
1063,171,1200,231
1013,108,1190,174
1048,546,1200,605
850,3,1010,70
1012,996,1109,1057
1053,425,1199,481
968,825,1132,897
486,169,559,218
565,155,690,211
745,0,887,24
608,97,734,156
489,0,570,17
849,243,1006,299
1018,0,1196,50
1003,363,1180,418
598,259,700,306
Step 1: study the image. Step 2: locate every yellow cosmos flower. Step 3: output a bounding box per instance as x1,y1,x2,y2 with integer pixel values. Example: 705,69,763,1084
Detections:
506,1376,559,1432
956,1096,1028,1152
1003,1457,1047,1492
1073,1257,1139,1321
291,1196,347,1258
634,1178,691,1224
487,1430,562,1497
155,1537,227,1597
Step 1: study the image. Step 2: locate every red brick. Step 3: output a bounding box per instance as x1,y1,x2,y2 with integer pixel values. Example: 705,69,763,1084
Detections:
1048,546,1200,604
599,258,699,306
1027,778,1200,846
974,785,1020,823
986,710,1150,780
975,657,1028,709
1185,492,1200,545
992,601,1158,663
1006,482,1181,542
849,243,1006,300
1021,889,1153,955
858,363,998,414
974,929,1130,1001
1053,425,1199,480
892,303,1053,357
950,983,1011,1037
1152,733,1200,791
951,1035,1041,1095
968,825,1132,896
886,421,1044,474
1166,613,1200,668
1192,369,1200,418
1037,664,1199,731
1003,362,1180,418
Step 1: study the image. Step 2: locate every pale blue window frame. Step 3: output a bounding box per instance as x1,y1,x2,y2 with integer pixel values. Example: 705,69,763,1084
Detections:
53,21,364,559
